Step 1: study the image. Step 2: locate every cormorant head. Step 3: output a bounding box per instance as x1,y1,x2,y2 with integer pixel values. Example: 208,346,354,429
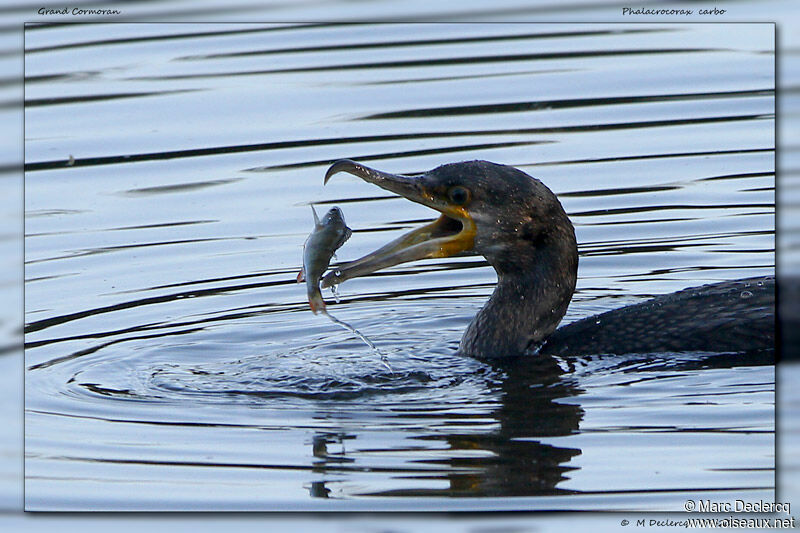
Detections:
321,159,577,287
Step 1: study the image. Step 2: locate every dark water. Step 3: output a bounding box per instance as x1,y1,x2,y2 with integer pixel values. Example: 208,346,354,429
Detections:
24,22,774,511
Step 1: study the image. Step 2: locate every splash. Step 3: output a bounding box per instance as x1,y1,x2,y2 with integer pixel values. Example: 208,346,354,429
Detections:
330,283,341,303
321,309,393,372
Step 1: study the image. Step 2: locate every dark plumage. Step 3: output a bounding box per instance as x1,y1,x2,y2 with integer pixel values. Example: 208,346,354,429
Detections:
322,159,775,359
541,276,774,356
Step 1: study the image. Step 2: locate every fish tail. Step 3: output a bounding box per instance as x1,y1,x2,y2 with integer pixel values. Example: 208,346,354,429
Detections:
308,289,326,315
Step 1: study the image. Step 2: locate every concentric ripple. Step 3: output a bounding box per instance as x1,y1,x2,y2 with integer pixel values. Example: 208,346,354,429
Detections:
29,300,502,419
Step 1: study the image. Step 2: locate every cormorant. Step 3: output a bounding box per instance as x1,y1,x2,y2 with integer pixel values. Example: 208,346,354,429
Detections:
321,160,775,359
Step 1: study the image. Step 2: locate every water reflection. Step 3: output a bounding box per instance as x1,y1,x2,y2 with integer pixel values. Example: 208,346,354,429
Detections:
399,356,584,498
309,432,354,498
177,27,667,62
301,355,584,498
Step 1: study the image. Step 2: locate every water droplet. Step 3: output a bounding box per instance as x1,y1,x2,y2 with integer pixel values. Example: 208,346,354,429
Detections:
740,290,753,299
330,284,341,303
322,310,390,373
380,355,394,374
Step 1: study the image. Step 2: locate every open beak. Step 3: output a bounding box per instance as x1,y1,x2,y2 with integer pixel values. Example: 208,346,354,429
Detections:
320,159,476,288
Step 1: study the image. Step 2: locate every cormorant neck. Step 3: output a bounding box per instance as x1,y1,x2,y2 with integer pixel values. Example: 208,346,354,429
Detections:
459,232,578,359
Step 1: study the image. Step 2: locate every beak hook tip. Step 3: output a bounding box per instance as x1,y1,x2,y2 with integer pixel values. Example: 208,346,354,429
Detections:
324,159,360,185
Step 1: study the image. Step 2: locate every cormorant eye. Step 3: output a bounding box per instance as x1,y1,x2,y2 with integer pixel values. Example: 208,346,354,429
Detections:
447,186,470,206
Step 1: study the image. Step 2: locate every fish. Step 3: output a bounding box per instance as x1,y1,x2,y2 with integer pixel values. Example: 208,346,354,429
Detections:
298,205,392,372
298,205,352,314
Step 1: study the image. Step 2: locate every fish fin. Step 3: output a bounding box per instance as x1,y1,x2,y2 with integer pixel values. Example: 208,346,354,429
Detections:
309,295,326,314
311,205,321,227
343,226,353,242
297,268,305,283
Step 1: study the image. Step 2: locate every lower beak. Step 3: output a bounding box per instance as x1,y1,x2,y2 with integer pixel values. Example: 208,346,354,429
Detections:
320,160,475,288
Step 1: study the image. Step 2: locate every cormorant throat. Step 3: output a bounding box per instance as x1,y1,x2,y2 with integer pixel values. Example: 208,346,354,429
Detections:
459,213,578,359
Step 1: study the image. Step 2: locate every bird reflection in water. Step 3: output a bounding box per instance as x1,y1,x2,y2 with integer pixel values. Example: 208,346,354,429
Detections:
304,356,583,498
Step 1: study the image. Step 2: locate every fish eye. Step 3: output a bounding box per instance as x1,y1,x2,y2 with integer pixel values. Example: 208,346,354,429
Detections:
447,186,470,206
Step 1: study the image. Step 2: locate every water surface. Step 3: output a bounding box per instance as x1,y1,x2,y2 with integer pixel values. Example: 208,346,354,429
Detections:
24,22,775,511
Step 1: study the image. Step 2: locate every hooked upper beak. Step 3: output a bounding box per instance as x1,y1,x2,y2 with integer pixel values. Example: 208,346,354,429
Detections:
320,159,476,288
